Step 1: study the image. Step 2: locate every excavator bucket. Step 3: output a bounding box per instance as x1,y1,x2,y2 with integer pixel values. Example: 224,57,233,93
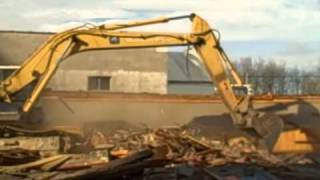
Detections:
250,112,284,150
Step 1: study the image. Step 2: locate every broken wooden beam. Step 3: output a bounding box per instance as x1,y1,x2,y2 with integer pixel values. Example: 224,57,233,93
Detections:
52,149,153,180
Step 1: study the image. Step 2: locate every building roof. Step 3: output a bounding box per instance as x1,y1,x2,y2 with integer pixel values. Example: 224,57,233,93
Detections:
0,31,51,65
0,31,167,72
168,52,210,82
0,30,54,35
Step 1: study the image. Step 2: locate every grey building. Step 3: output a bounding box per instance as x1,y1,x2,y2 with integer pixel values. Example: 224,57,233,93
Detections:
0,31,168,94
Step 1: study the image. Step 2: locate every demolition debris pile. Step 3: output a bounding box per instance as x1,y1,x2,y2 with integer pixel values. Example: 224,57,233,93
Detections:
0,125,319,179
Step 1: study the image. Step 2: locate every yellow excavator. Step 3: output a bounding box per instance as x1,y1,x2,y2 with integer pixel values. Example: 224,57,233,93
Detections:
0,13,283,150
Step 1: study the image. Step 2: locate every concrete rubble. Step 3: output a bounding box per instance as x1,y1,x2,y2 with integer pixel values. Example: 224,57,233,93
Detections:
0,125,318,179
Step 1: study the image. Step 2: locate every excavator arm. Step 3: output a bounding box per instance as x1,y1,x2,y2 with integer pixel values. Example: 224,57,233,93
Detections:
0,14,283,149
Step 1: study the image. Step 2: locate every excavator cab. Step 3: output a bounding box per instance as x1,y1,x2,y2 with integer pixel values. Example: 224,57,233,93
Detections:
232,84,254,96
0,66,21,121
215,84,254,96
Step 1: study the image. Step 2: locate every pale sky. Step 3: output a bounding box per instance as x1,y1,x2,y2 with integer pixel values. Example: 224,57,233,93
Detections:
1,0,319,67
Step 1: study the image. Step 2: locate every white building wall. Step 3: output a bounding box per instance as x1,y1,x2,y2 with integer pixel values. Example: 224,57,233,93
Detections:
47,69,167,94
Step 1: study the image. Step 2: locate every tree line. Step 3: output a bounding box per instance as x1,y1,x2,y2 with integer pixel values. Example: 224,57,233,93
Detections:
233,57,320,95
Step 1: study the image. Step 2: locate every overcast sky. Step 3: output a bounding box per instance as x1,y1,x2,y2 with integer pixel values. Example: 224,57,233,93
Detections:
0,0,319,67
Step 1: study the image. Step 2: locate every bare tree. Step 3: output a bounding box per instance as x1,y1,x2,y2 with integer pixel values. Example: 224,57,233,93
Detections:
287,67,301,94
234,56,320,95
238,57,253,83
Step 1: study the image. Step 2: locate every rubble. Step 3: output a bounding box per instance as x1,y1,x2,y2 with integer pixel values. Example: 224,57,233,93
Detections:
0,125,318,179
0,136,61,156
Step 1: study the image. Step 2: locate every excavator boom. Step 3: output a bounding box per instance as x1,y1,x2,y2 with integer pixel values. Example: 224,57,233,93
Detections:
0,14,283,150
